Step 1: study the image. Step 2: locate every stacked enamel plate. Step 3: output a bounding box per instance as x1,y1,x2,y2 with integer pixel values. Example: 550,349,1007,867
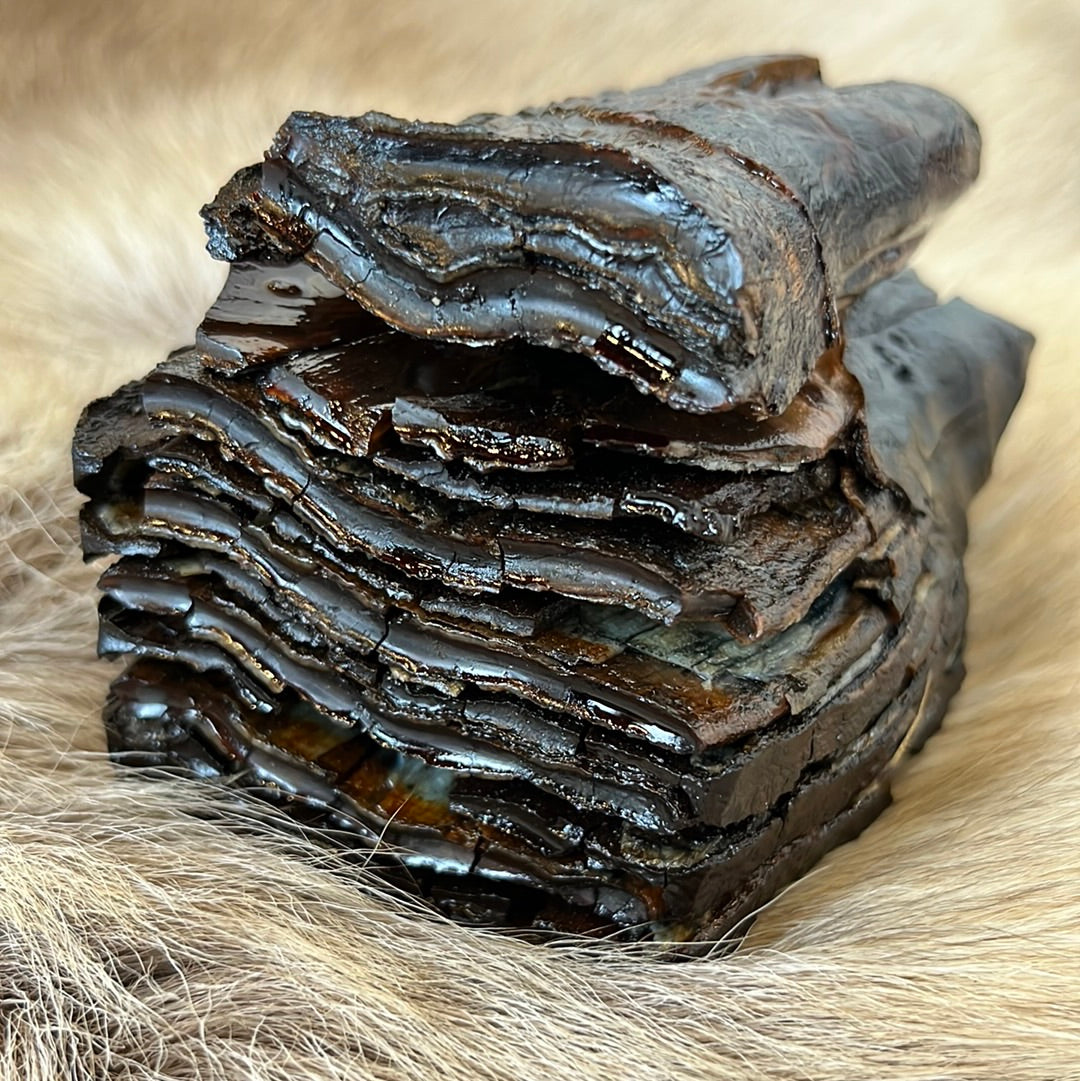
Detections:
73,56,1032,944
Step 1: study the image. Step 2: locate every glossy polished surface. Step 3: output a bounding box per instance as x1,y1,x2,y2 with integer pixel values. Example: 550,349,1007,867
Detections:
203,55,981,414
74,243,1029,941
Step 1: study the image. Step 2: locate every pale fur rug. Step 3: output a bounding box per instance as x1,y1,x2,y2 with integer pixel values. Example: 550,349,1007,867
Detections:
2,2,1078,1078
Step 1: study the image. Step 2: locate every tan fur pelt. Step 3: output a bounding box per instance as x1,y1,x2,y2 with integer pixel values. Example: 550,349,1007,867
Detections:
2,2,1079,1077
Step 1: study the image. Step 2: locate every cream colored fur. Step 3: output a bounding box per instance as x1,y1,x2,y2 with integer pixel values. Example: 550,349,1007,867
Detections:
2,2,1078,1077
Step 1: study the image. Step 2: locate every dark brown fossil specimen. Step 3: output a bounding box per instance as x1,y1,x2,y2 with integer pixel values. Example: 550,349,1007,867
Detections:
74,56,1030,946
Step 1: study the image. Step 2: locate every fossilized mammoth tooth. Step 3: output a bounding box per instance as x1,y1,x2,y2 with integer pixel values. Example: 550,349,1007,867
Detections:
75,55,1030,947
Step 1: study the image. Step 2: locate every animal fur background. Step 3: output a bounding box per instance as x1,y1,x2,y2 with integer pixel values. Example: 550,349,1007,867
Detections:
2,2,1078,1078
